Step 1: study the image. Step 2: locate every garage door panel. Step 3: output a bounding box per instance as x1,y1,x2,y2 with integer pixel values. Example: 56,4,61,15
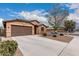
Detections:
11,25,32,36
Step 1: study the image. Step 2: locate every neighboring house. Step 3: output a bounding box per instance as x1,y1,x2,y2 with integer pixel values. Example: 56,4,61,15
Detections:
3,19,47,37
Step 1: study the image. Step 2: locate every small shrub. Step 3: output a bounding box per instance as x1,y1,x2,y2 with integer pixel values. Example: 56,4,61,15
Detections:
0,40,18,56
60,33,64,36
53,35,57,37
42,33,47,36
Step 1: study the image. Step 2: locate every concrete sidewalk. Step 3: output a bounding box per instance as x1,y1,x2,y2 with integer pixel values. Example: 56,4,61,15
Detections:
60,36,79,56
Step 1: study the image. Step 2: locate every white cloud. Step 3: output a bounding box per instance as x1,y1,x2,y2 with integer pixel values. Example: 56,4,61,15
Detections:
5,8,19,17
19,10,49,25
68,13,79,21
9,14,15,17
0,18,4,28
75,8,79,15
66,4,79,22
66,3,79,9
6,8,11,11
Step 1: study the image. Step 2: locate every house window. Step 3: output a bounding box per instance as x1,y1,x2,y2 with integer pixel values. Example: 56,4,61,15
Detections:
41,27,44,31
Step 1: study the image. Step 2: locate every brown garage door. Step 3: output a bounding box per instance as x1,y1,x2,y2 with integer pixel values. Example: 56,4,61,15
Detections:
11,25,32,36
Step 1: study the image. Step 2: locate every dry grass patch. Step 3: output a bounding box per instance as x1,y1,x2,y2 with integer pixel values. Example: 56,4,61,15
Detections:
45,35,73,43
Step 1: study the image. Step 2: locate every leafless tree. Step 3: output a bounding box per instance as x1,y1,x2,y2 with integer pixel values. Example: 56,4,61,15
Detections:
48,4,69,31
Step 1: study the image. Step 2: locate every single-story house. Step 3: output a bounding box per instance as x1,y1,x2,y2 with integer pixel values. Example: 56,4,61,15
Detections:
3,19,47,37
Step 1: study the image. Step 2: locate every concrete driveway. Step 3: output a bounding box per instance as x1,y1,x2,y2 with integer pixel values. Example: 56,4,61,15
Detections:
12,35,68,56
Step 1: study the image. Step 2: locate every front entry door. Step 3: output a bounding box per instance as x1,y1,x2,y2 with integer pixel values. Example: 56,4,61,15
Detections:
34,26,38,34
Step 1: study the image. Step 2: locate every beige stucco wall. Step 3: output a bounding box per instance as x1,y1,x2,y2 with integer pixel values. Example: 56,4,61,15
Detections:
31,21,47,34
5,21,34,37
38,25,47,34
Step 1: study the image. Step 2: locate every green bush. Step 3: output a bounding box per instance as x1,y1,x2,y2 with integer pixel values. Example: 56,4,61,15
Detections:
0,40,18,56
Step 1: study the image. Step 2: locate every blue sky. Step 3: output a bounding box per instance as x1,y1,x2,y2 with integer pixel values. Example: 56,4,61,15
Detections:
0,3,76,19
0,3,53,19
0,3,79,28
0,3,76,20
0,3,52,12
